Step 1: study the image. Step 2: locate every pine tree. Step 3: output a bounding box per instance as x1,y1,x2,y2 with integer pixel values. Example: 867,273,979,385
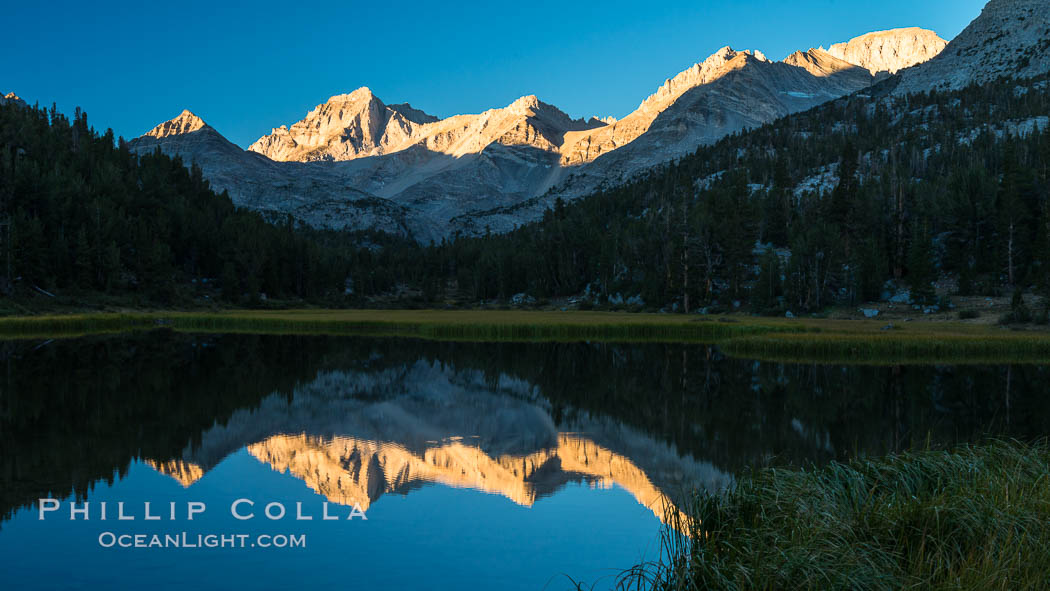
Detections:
752,249,782,312
908,219,937,305
996,142,1033,286
829,140,859,240
764,159,792,246
221,261,239,302
101,241,121,290
73,229,93,288
1037,198,1050,296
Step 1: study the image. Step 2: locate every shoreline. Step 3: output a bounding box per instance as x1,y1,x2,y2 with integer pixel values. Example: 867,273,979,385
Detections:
1,309,1049,364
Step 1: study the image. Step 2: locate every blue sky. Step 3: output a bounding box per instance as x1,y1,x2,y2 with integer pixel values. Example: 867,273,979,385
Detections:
3,0,987,147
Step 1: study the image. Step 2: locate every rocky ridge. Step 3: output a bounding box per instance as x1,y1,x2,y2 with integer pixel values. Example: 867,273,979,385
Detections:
130,110,422,237
826,28,948,75
246,87,443,162
454,46,888,235
250,89,603,164
143,109,209,138
894,0,1050,95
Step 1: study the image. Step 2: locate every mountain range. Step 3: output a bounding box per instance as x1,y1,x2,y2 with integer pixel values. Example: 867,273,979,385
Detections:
127,0,1046,243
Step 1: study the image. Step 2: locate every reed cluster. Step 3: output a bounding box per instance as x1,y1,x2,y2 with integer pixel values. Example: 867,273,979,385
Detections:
622,441,1050,591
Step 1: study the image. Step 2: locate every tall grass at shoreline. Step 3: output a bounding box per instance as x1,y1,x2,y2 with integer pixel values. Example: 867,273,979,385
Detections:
0,313,159,339
621,441,1050,591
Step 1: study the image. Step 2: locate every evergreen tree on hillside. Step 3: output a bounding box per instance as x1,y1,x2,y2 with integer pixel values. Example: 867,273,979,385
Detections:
0,100,353,304
7,71,1050,315
908,219,937,306
753,249,782,312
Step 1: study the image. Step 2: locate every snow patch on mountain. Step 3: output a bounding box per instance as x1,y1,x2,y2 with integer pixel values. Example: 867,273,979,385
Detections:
794,164,840,198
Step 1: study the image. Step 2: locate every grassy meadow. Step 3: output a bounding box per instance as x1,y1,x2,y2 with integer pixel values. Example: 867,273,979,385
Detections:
1,309,1050,363
0,309,798,341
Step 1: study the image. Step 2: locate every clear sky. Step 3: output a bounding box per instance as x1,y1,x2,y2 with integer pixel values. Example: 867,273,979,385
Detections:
2,0,987,148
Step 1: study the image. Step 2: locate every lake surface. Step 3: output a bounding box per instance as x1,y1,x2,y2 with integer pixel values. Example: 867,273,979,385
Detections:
1,333,1048,590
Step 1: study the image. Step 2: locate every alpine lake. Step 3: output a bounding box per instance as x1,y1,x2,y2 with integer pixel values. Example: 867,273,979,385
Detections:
1,329,1047,590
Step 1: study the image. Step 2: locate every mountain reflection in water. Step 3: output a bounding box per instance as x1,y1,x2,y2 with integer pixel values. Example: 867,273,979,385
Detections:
3,332,1048,527
144,362,729,523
